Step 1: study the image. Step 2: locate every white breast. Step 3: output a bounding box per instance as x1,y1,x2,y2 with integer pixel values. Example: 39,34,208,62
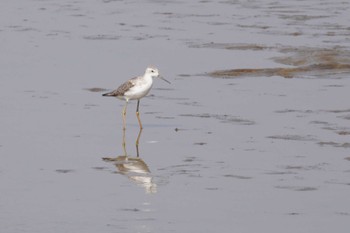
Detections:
124,77,153,100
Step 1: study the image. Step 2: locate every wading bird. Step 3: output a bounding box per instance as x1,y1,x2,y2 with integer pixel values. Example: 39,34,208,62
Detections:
102,66,170,129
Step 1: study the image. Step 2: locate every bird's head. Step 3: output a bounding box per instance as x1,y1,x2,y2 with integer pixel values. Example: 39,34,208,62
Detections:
145,66,171,84
145,66,160,77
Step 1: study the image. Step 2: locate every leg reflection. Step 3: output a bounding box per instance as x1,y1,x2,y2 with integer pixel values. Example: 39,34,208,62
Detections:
122,127,127,157
135,127,142,157
102,127,156,193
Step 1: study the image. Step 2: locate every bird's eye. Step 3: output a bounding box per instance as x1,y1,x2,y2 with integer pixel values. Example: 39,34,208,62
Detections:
151,70,154,73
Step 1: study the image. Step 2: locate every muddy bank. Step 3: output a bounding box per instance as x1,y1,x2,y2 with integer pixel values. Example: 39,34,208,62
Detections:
207,45,350,78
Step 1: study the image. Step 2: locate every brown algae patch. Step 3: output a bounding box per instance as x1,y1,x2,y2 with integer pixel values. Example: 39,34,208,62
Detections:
338,131,350,135
83,34,120,40
180,113,255,125
267,134,316,141
318,142,350,148
209,67,309,78
283,163,327,171
340,114,350,120
207,45,350,78
84,87,108,92
223,174,252,179
55,169,75,174
275,185,318,191
189,42,272,51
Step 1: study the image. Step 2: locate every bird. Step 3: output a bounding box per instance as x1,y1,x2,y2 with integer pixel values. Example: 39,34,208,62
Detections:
102,66,170,129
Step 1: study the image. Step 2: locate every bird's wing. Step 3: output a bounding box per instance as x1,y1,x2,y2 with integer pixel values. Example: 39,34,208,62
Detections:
115,79,136,95
103,78,137,97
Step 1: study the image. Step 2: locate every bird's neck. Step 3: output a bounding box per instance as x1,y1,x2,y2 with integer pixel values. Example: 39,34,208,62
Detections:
144,74,155,81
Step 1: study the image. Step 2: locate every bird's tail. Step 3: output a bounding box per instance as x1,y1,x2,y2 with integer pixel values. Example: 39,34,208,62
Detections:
102,92,114,97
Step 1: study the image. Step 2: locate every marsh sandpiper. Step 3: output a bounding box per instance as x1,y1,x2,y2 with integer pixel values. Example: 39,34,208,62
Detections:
103,66,170,129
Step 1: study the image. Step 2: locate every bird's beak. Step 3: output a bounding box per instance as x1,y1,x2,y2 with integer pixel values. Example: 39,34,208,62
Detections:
159,76,171,84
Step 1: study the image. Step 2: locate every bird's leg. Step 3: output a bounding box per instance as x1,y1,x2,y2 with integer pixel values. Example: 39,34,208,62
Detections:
122,100,128,130
136,99,143,129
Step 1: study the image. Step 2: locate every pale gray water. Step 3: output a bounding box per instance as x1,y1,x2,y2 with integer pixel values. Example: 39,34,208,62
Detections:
1,1,350,232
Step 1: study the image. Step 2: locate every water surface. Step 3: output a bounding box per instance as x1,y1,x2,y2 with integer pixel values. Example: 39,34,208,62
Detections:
1,1,350,232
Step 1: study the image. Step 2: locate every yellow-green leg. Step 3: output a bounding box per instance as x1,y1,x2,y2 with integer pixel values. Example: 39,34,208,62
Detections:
136,99,143,129
122,100,128,130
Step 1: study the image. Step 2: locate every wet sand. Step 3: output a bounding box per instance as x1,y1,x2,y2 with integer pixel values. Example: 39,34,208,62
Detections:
1,0,350,233
208,45,350,78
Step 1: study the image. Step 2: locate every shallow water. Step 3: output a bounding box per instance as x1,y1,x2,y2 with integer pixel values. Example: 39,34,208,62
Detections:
1,0,350,232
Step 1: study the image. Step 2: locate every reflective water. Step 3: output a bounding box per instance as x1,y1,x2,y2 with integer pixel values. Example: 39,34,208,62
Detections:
1,0,350,232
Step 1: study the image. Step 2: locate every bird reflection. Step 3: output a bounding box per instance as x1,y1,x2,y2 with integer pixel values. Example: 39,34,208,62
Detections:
103,128,157,194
